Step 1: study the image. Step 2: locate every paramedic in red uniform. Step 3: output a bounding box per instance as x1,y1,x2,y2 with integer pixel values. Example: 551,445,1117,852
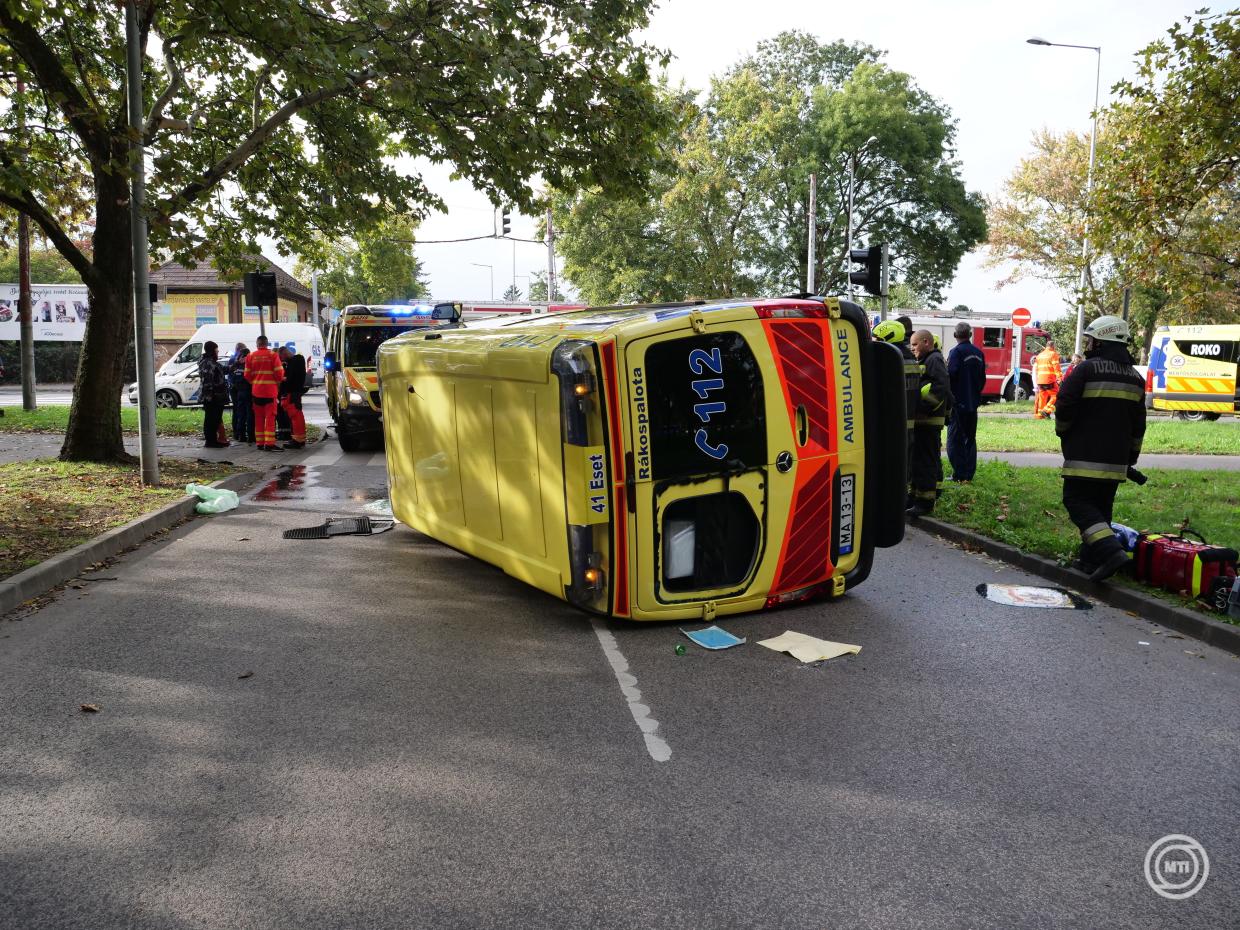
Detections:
277,345,308,450
1055,316,1147,581
244,335,285,451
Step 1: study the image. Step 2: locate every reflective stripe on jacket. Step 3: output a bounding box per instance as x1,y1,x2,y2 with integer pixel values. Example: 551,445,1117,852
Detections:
915,348,953,428
244,348,285,399
1055,343,1146,481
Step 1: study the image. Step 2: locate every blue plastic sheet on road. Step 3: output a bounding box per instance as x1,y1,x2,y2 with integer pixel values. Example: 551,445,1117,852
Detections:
680,625,746,650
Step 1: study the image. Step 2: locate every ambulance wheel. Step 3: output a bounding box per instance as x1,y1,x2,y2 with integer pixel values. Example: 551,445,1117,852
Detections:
338,430,361,452
1174,411,1220,422
155,389,179,409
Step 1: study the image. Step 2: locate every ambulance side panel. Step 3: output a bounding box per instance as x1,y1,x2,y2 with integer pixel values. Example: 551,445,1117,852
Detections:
379,335,569,599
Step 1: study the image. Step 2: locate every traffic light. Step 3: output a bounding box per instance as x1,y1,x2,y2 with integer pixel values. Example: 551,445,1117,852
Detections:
848,243,886,296
501,207,512,237
243,271,277,306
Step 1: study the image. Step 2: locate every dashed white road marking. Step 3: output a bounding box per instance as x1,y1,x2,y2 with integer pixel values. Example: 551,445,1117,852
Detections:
590,618,672,763
365,451,387,468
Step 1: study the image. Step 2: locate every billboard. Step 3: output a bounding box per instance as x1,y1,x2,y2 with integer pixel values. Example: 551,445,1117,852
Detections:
0,283,91,341
153,292,228,340
0,286,229,342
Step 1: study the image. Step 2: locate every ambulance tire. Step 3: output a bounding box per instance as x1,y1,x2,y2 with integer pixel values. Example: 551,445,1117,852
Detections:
1173,411,1220,422
338,430,362,452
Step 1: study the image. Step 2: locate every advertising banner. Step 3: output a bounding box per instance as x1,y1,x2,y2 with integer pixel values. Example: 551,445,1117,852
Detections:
153,293,228,341
0,283,90,341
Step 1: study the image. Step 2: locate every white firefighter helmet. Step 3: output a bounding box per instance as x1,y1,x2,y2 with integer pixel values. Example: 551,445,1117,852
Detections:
1083,315,1130,345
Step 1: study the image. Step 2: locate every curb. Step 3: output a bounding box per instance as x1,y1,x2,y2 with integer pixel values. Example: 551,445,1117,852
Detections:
913,516,1240,657
0,471,263,617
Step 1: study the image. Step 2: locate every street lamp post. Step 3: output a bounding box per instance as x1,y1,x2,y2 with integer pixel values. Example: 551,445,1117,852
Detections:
843,136,878,299
471,263,494,300
1028,36,1102,356
126,0,159,485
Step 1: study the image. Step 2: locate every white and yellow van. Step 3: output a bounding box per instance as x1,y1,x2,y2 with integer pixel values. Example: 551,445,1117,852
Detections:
1146,324,1240,421
324,302,461,449
377,296,907,621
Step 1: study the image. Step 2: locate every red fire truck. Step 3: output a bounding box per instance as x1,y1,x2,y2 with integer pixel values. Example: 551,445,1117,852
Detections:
899,313,1051,401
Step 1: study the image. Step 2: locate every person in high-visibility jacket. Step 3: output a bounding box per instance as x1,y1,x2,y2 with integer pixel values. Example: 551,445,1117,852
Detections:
244,335,286,451
1034,338,1062,419
874,320,919,476
908,329,953,517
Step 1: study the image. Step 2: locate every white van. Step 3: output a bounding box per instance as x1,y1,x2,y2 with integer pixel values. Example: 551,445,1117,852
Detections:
127,323,324,408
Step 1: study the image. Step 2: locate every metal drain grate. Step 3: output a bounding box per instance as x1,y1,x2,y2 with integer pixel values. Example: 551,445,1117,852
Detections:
282,517,394,539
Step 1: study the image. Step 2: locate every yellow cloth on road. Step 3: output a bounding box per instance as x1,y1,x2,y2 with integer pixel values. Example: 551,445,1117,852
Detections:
757,631,861,663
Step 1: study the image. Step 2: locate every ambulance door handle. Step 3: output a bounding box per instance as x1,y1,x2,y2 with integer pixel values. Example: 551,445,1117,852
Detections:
796,405,808,446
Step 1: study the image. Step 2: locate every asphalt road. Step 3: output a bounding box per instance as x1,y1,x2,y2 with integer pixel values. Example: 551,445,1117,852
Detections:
1,444,1237,929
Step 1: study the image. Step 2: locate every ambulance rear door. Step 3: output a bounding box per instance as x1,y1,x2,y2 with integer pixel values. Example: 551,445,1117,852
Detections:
623,314,800,615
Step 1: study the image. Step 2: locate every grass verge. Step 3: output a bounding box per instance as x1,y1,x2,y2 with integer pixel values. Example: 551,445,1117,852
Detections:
975,417,1240,455
0,405,321,441
932,461,1240,620
0,458,241,580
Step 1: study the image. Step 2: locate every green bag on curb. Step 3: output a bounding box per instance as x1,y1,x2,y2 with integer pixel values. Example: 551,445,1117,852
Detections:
186,483,240,514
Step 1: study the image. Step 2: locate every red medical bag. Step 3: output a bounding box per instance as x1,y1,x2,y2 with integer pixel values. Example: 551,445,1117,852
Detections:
1134,529,1238,610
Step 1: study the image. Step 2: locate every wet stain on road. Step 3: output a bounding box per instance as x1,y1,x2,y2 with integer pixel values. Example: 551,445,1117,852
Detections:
252,465,386,505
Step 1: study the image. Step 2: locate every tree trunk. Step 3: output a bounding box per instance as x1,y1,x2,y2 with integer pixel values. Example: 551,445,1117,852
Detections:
60,173,133,463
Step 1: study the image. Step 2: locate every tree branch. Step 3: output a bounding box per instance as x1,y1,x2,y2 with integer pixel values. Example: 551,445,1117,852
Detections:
0,187,100,290
144,41,185,142
151,66,377,224
0,8,110,163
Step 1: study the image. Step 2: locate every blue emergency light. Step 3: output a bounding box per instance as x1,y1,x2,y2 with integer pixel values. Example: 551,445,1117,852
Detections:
388,304,433,316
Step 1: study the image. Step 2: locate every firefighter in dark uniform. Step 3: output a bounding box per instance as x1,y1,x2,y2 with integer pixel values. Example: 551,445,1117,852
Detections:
1055,315,1146,581
908,329,952,517
873,320,919,479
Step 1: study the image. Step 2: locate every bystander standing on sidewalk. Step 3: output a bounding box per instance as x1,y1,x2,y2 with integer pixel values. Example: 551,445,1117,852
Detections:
197,341,230,449
227,343,253,444
947,322,985,482
277,346,308,450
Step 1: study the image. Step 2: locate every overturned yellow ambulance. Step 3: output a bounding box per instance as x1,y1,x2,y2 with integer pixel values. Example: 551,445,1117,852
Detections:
377,297,907,620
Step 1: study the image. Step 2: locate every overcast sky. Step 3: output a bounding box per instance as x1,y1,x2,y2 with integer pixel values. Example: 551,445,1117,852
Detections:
353,0,1219,321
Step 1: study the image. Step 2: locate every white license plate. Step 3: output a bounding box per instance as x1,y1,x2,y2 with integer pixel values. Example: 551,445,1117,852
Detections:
838,473,855,555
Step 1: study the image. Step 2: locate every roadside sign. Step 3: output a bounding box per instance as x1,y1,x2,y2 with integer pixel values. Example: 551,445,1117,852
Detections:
1011,307,1032,327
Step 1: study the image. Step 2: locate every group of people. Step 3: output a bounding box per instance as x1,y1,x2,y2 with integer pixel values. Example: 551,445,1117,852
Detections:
197,336,308,451
874,312,1146,583
874,315,985,516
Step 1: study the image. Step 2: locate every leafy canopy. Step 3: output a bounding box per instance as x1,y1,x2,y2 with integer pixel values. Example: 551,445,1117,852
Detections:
295,214,428,308
1092,9,1240,322
0,0,669,282
551,32,985,306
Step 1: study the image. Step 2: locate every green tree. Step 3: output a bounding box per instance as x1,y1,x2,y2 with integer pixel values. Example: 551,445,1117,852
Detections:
502,284,522,302
0,244,82,284
1092,10,1240,322
985,129,1121,314
526,270,563,302
0,1,667,462
297,214,428,307
551,33,985,305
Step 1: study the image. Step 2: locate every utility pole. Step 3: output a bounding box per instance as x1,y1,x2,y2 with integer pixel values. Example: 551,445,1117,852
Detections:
16,74,36,410
879,246,890,321
512,239,517,297
806,174,816,294
311,270,320,330
126,0,159,485
546,206,557,303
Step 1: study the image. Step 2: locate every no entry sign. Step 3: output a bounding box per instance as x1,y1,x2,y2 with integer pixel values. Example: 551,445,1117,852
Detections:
1011,307,1032,327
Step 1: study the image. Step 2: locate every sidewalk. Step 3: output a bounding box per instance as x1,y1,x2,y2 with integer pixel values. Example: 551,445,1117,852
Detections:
980,450,1240,471
1,430,330,468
